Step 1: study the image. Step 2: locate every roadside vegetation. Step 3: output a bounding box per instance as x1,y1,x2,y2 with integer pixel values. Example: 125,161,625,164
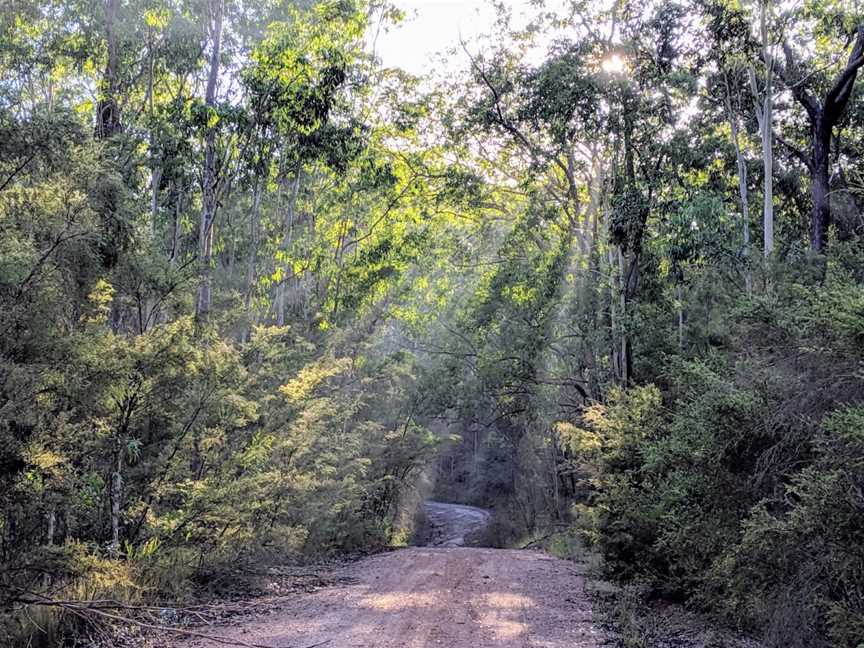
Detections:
1,1,863,647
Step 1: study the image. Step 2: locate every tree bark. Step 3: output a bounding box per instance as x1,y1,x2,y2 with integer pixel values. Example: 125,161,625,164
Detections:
604,198,619,382
96,0,121,138
619,108,643,385
241,179,263,342
46,507,56,546
150,168,162,239
811,118,832,253
722,66,752,291
726,100,752,294
779,26,864,255
582,151,605,398
760,2,774,258
549,433,560,521
276,170,301,327
748,0,774,258
196,0,224,320
110,442,122,557
618,247,628,385
148,18,160,241
170,184,182,267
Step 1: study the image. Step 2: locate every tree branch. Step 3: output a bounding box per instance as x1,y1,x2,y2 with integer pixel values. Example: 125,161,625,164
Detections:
779,42,821,120
0,151,37,193
14,593,331,648
775,133,812,170
826,26,864,117
747,66,765,129
461,40,572,183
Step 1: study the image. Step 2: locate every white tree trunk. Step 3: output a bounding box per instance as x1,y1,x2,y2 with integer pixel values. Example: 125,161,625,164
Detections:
725,82,752,295
750,0,774,259
46,507,56,546
110,444,122,557
276,171,301,327
196,0,224,320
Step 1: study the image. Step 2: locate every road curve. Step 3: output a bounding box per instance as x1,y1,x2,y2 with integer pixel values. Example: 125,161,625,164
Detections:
424,500,492,547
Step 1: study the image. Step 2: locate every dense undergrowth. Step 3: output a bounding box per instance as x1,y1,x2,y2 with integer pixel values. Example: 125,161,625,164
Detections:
1,317,437,645
0,2,448,643
555,256,864,647
4,1,864,647
474,256,864,648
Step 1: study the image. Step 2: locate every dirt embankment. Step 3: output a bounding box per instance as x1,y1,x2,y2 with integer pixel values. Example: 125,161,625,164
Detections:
173,502,604,648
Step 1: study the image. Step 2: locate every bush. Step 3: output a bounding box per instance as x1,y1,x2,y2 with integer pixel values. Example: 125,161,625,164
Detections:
586,271,864,647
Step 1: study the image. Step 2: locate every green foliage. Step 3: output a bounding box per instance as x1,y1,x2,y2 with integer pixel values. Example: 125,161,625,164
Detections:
3,1,864,647
0,1,453,645
586,269,864,646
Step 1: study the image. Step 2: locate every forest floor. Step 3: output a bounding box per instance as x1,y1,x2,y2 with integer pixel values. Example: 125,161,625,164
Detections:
164,501,605,648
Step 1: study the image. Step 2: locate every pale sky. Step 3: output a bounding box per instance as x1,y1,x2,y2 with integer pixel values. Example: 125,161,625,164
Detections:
374,1,512,76
374,1,589,77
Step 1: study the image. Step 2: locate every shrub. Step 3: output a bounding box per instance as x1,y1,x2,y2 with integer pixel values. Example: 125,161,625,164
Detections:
589,271,864,647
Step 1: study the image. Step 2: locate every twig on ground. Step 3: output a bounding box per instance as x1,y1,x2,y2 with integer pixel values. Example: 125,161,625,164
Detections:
17,594,331,648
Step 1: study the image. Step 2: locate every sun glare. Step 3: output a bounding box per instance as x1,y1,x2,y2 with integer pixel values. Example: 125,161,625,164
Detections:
601,54,626,74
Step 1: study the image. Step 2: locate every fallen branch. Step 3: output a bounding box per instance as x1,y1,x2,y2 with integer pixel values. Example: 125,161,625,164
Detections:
517,525,574,550
16,594,330,648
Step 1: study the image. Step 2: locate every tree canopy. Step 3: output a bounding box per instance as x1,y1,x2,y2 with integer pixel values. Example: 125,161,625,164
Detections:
2,1,864,646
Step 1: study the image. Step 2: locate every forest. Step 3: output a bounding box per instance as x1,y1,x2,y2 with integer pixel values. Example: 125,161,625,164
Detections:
1,0,863,646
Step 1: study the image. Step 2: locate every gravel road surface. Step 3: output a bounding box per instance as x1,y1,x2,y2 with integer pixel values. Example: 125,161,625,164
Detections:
177,502,602,648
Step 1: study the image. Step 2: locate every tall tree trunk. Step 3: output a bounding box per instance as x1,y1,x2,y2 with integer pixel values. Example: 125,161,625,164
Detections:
46,508,56,546
329,210,353,321
110,441,122,557
810,121,832,253
618,247,628,385
760,0,774,258
619,109,643,385
780,27,864,256
170,185,182,267
241,179,263,341
196,0,224,320
549,433,561,521
276,170,301,327
150,168,162,239
760,102,774,258
96,0,121,138
749,0,774,259
144,164,162,330
602,185,620,382
43,506,56,587
147,20,160,240
582,152,605,398
724,79,752,294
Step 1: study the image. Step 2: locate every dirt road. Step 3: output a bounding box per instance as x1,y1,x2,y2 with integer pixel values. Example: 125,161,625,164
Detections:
179,502,603,648
424,500,491,547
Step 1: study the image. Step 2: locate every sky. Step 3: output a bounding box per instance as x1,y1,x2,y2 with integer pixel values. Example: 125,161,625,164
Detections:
373,1,501,76
373,1,598,77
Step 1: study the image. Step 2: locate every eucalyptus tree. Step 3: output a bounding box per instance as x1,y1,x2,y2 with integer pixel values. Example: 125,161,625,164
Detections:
748,0,777,258
777,17,864,255
195,0,224,319
700,0,755,292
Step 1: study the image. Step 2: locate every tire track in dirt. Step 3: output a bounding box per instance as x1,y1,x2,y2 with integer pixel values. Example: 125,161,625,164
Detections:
175,502,604,648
